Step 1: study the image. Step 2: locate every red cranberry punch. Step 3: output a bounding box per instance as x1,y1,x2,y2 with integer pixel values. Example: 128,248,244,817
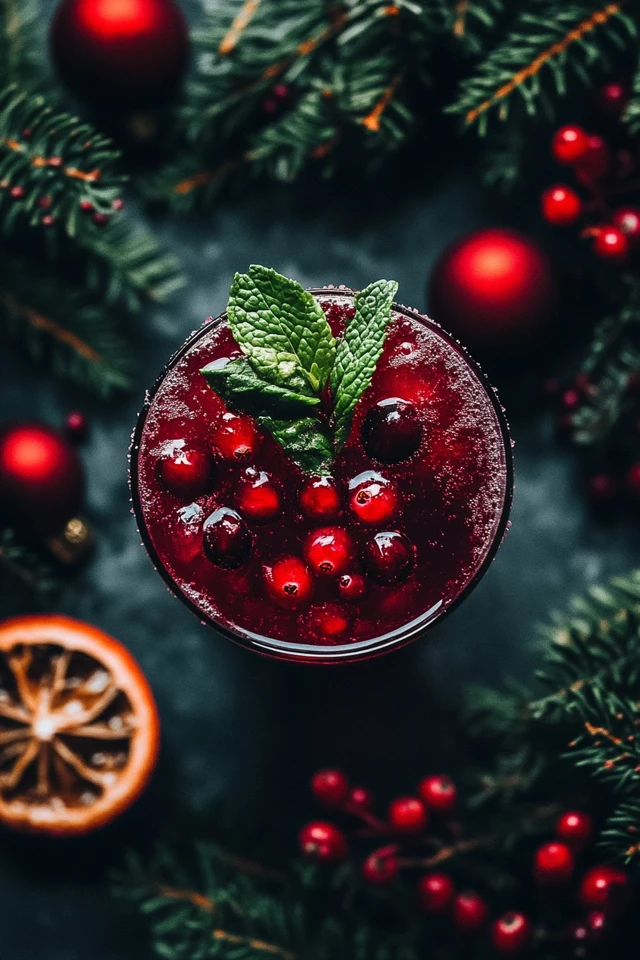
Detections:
130,266,513,662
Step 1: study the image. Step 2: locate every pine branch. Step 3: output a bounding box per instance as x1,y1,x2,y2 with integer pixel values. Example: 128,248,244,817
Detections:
448,3,638,134
601,797,640,863
567,687,640,791
626,54,640,135
450,0,506,55
0,528,58,606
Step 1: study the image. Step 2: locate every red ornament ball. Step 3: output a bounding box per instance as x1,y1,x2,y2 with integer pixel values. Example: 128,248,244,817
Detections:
417,872,455,913
311,769,350,807
556,810,593,850
298,821,348,863
418,774,457,813
533,841,574,884
579,865,629,910
491,912,532,954
552,126,590,166
388,796,428,833
593,226,629,263
0,423,84,537
453,891,488,933
429,228,558,354
50,0,189,109
613,207,640,245
362,848,399,885
542,185,583,226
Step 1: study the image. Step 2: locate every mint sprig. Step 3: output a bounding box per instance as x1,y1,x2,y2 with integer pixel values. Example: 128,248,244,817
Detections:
201,267,398,473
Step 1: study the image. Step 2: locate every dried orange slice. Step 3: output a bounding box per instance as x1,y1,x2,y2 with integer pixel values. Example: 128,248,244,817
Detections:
0,615,159,836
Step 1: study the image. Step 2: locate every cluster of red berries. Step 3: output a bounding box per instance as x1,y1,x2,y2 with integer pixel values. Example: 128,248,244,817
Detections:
541,82,638,265
299,772,631,956
262,82,290,114
0,178,122,228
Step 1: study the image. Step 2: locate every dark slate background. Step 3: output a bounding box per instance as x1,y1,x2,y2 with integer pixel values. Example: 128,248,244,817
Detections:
1,4,638,958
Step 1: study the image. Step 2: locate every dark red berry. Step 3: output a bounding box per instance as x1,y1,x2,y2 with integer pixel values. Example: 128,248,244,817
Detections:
534,841,574,884
594,226,629,262
575,135,611,183
348,786,373,811
212,412,259,462
299,476,340,519
598,81,629,117
237,469,280,523
552,126,589,166
299,821,348,863
304,527,354,577
157,444,213,497
64,411,88,442
491,912,532,954
338,573,367,602
305,603,351,641
361,531,414,584
453,891,488,933
311,769,349,807
112,198,124,211
37,196,52,209
418,775,457,813
562,388,582,411
273,83,289,100
264,557,312,609
626,463,640,498
21,128,32,138
556,811,593,850
362,848,399,885
203,507,252,569
10,185,24,199
41,215,55,227
348,471,399,524
579,865,629,909
48,156,62,168
587,474,618,505
542,185,582,226
92,212,109,226
79,199,94,212
417,873,455,913
363,397,423,463
388,796,427,834
613,207,640,244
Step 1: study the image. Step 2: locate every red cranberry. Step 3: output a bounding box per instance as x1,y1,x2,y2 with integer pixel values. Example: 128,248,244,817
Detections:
92,212,109,226
237,469,280,523
299,821,348,863
491,912,532,954
79,199,94,212
203,507,252,569
304,527,354,577
64,411,88,442
361,531,414,584
311,769,349,807
552,125,589,165
157,443,213,498
305,603,351,641
388,796,427,834
575,135,611,182
299,476,340,519
594,226,629,262
418,775,457,813
542,185,583,226
579,865,629,909
362,848,399,885
264,557,312,609
417,872,455,913
338,573,367,602
348,786,373,811
362,397,423,463
10,185,25,199
534,841,574,884
453,891,488,933
211,412,259,461
348,471,399,524
556,811,593,851
613,207,640,244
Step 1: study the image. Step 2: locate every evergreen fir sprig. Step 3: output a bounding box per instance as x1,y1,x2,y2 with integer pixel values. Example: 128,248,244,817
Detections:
625,53,640,134
0,528,58,607
450,0,506,56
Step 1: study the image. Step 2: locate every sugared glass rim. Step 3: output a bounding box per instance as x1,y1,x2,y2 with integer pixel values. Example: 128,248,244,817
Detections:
129,286,514,664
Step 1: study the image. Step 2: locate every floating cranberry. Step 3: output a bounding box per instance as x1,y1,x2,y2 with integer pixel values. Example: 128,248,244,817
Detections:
348,786,373,811
237,469,280,523
306,603,351,641
361,531,414,584
417,872,455,913
594,226,629,263
418,775,457,813
299,821,348,863
299,476,340,519
552,125,589,166
338,573,367,602
542,185,582,226
534,842,574,884
211,411,259,461
311,769,349,807
304,527,354,577
157,443,213,498
556,811,593,851
388,796,427,834
203,507,252,569
348,471,400,524
264,557,312,609
453,891,488,933
613,207,640,244
362,397,423,463
579,865,629,910
491,912,532,954
362,848,399,885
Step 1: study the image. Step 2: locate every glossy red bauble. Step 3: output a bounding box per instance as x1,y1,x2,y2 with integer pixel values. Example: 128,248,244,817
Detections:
579,865,629,909
552,126,590,166
556,811,593,850
0,422,84,536
417,872,455,913
453,891,488,932
311,769,350,807
542,186,583,226
388,796,428,833
593,226,629,262
299,821,348,863
491,912,532,954
533,841,574,884
50,0,189,109
418,775,457,813
429,228,558,353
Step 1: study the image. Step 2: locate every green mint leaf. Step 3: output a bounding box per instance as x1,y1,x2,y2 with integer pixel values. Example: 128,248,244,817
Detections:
200,358,320,414
227,265,336,395
330,279,398,449
259,416,333,476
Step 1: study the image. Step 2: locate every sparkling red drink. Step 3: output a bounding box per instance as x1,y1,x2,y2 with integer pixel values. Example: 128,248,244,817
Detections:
130,287,513,662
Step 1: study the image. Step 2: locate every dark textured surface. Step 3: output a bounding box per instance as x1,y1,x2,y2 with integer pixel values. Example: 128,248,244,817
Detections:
1,7,639,956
